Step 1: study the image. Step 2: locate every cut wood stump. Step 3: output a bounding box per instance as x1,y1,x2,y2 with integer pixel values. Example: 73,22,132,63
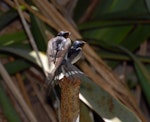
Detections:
59,77,81,122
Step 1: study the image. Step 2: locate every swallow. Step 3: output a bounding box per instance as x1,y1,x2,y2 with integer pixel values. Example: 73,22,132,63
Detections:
54,40,86,81
47,31,71,83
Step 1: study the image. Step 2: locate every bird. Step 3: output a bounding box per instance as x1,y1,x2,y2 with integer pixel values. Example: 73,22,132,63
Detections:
47,31,72,83
67,40,85,64
53,40,86,82
47,31,86,89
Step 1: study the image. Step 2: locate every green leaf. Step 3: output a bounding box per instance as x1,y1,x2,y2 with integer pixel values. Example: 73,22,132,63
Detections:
98,50,150,63
73,0,91,21
134,63,150,105
121,25,150,51
30,14,47,52
0,9,18,30
113,44,150,107
0,82,21,122
78,20,134,30
0,31,27,46
145,0,150,13
92,0,148,20
5,59,31,75
82,25,132,44
0,47,49,73
80,78,141,122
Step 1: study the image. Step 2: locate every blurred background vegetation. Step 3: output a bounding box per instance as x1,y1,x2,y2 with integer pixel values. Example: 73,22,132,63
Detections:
0,0,150,122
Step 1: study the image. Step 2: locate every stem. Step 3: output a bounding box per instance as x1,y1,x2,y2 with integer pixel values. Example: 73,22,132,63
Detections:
59,77,81,122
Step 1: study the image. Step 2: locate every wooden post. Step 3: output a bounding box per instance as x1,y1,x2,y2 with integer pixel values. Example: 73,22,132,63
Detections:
59,77,81,122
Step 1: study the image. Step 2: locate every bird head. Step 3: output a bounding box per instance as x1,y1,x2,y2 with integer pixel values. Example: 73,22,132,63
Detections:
72,40,85,49
57,31,71,38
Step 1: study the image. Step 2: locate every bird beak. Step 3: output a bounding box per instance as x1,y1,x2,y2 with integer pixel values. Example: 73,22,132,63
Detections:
80,41,86,47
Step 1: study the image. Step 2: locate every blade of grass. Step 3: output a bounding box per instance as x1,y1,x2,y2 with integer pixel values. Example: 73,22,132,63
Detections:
145,0,150,13
0,31,27,46
30,14,47,52
14,0,47,77
16,0,57,29
115,45,150,107
0,82,21,122
98,51,150,63
0,61,37,122
26,73,57,122
5,59,31,75
121,25,150,51
8,57,33,111
78,20,137,30
0,47,50,75
0,9,18,30
134,63,150,104
99,40,150,108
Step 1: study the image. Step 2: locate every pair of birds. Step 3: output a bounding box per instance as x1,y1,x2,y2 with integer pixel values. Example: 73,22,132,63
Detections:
47,31,85,85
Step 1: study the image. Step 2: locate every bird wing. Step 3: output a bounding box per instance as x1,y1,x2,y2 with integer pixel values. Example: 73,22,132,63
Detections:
47,36,71,82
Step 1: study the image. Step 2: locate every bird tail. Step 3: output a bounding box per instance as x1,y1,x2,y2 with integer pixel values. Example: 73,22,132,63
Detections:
47,61,86,92
54,61,86,82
